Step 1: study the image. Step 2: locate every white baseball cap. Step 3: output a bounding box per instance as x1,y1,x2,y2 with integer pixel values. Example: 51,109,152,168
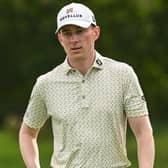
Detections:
55,3,97,33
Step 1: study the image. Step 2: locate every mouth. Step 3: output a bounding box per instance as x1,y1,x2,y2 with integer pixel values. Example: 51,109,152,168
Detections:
71,47,82,52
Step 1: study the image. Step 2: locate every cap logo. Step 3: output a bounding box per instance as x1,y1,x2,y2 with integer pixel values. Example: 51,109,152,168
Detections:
66,8,73,14
92,15,96,23
60,13,83,22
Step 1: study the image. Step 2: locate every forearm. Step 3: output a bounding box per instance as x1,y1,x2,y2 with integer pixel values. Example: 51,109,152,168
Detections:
136,131,155,168
19,124,41,168
128,116,155,168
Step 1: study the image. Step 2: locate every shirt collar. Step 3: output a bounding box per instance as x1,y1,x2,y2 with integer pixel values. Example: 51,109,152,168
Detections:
92,51,104,70
63,51,104,75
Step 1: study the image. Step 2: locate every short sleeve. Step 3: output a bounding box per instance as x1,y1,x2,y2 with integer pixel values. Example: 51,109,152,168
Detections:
23,78,49,128
123,66,149,117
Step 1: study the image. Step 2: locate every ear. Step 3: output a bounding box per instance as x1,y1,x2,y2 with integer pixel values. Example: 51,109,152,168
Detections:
93,26,100,40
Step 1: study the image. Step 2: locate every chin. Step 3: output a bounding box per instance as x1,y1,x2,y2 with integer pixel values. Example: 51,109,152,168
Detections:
71,51,83,57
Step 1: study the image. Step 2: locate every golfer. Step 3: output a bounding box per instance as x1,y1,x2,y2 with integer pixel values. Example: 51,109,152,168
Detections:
19,2,155,168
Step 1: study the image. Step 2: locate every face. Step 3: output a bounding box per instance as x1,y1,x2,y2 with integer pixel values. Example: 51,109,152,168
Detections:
57,25,100,60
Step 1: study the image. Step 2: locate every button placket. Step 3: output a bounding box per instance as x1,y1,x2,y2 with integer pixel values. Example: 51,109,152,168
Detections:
80,77,89,108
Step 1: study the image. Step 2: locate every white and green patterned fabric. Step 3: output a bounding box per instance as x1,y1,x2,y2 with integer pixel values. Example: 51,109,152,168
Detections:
23,51,148,168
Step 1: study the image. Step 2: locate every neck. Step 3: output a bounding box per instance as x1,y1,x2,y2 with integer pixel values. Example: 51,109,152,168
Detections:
68,50,96,75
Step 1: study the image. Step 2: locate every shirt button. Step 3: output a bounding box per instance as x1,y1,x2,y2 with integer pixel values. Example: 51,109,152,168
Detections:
71,69,76,73
82,79,85,83
82,95,85,99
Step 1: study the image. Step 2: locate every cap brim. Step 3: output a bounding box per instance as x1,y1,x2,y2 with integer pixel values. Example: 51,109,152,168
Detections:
55,20,91,34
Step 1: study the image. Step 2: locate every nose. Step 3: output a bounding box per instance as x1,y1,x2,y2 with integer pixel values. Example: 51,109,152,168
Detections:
69,32,79,42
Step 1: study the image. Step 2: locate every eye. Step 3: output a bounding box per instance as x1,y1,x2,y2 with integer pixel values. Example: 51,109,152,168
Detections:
60,28,87,37
61,31,72,36
76,28,86,34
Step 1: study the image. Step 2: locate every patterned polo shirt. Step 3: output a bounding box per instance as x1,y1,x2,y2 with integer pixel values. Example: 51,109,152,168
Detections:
23,51,148,168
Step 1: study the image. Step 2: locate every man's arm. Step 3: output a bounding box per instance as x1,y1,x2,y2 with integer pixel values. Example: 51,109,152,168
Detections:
19,123,41,168
128,116,155,168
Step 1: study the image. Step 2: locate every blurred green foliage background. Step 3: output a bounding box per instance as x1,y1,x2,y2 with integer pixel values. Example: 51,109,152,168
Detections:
0,0,168,167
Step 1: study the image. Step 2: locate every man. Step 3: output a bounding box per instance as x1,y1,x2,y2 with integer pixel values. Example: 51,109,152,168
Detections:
19,2,155,168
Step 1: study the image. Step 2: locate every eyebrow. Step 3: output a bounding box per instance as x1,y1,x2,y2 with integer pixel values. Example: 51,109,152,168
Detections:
61,27,86,32
61,29,71,32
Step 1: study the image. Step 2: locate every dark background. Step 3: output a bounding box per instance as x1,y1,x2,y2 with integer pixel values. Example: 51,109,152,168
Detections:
1,0,168,127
